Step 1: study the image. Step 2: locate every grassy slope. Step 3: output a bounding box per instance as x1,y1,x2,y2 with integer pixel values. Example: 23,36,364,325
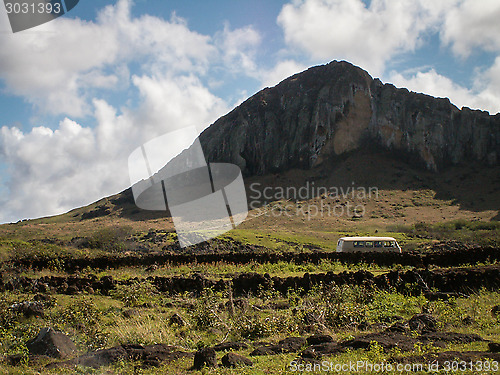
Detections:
0,152,499,374
1,151,499,249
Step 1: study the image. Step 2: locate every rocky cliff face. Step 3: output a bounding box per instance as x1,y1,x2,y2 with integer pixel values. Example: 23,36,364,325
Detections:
199,61,499,175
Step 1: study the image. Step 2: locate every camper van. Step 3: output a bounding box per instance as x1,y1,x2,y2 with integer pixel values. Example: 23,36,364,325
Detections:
336,237,402,253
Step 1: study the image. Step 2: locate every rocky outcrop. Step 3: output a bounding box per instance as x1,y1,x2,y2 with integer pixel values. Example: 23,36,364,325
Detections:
196,61,499,175
26,327,77,359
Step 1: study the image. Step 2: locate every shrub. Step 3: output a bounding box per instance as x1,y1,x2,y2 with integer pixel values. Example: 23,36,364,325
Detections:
87,226,132,252
233,312,296,340
54,299,107,350
192,288,226,331
320,284,372,328
110,280,158,308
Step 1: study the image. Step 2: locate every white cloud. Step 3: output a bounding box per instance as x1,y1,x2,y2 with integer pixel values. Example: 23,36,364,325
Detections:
0,72,229,223
0,0,272,223
276,0,500,114
215,23,262,74
0,0,215,117
441,0,500,57
128,73,229,142
388,65,500,114
259,59,307,88
277,0,459,76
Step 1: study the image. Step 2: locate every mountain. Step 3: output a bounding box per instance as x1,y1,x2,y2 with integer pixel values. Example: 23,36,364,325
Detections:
198,60,499,175
2,61,499,248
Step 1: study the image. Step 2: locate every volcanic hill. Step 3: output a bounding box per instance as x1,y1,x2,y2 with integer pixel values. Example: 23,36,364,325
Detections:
3,60,499,247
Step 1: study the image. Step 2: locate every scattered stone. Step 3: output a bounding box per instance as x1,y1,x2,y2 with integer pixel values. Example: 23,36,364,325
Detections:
250,346,277,356
34,282,49,293
250,337,306,356
57,282,69,294
385,321,408,333
168,313,186,326
213,341,249,352
26,327,77,359
83,286,95,294
193,347,217,369
123,309,141,318
277,337,306,353
306,334,334,346
342,332,418,352
488,342,500,353
419,332,484,345
491,305,500,319
66,285,80,295
302,342,343,358
46,344,191,369
10,301,44,318
408,314,439,333
6,354,27,366
221,352,253,368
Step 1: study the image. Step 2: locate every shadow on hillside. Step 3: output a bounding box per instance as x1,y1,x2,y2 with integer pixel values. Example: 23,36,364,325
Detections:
114,150,499,223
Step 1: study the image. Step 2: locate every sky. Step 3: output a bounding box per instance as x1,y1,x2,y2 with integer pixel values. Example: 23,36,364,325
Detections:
0,0,499,223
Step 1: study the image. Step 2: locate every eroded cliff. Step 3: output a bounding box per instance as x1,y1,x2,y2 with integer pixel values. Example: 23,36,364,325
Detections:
198,60,499,175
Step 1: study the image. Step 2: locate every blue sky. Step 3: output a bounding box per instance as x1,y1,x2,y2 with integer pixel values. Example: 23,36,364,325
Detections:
0,0,499,223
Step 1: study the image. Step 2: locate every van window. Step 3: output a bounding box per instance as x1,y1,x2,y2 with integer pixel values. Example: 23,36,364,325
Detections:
383,241,395,247
365,241,373,247
374,241,382,247
353,241,364,247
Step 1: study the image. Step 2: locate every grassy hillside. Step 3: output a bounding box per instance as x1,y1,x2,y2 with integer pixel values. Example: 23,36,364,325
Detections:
0,151,499,374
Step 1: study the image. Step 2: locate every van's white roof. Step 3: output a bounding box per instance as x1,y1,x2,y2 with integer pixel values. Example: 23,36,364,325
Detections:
339,237,398,241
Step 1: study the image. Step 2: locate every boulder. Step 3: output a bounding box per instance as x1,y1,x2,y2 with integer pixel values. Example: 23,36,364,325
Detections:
491,305,500,319
489,342,500,353
46,343,192,369
306,334,334,346
168,313,186,326
408,314,439,333
221,352,253,368
26,328,76,358
250,337,306,356
10,301,44,318
193,347,217,369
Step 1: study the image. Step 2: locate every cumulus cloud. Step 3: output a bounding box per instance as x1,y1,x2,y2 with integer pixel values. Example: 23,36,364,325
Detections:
0,0,215,117
259,59,307,88
2,0,499,224
0,0,271,222
388,64,500,115
0,72,229,223
277,0,456,76
276,0,500,113
215,23,262,74
441,0,500,57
